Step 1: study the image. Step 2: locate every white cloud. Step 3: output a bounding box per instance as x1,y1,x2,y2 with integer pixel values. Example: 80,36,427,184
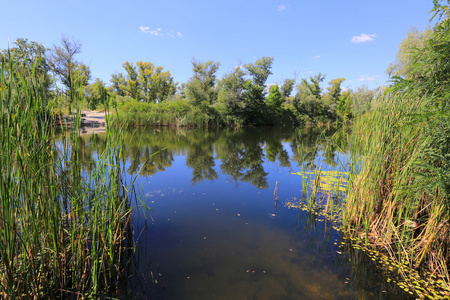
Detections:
307,71,312,74
358,75,380,82
313,55,320,59
140,26,162,35
277,4,286,11
139,26,151,33
351,33,377,43
140,26,182,38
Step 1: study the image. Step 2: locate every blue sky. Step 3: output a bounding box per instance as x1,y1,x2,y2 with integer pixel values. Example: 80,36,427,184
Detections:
0,0,435,91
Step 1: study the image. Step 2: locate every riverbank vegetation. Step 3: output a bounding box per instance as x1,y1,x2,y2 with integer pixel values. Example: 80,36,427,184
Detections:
2,38,381,128
0,45,140,298
343,1,450,297
109,58,378,127
2,1,449,298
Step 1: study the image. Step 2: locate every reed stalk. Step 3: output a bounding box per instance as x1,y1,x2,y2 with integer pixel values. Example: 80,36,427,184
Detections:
343,91,450,295
0,48,138,298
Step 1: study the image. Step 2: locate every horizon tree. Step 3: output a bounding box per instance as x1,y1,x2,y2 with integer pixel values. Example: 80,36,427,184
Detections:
50,35,91,111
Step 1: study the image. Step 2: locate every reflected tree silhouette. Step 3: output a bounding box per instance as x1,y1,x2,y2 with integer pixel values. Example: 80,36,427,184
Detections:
62,126,345,189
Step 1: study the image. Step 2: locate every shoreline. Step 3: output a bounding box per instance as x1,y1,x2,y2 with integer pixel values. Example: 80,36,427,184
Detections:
55,110,110,134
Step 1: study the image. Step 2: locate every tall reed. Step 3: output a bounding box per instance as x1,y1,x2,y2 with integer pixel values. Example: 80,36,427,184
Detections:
0,49,138,297
343,4,450,296
343,91,450,292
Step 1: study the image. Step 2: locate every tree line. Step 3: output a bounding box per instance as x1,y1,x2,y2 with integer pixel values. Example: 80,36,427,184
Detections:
1,35,381,126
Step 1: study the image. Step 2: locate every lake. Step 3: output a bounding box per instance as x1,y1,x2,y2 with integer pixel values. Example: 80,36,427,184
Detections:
78,126,411,299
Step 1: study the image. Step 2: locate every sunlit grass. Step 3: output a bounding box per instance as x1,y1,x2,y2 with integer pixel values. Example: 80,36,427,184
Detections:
342,91,450,298
0,50,141,298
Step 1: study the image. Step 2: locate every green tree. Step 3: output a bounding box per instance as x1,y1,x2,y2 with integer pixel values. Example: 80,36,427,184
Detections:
122,61,140,100
85,78,107,110
242,56,274,124
136,61,176,103
292,75,335,124
216,66,247,123
185,60,220,107
1,38,53,103
110,73,126,96
244,56,273,87
301,73,325,101
280,78,295,102
349,85,378,115
336,94,352,119
50,36,91,108
118,61,177,102
324,78,346,112
267,85,283,111
386,27,433,78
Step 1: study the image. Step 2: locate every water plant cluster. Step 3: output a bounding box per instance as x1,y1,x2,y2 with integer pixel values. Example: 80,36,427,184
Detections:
0,46,139,297
342,2,450,297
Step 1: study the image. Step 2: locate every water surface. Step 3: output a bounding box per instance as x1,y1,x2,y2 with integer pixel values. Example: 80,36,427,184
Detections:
80,126,411,299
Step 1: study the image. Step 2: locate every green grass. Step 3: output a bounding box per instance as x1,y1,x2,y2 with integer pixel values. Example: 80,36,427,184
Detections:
111,99,219,127
342,91,450,297
0,48,141,298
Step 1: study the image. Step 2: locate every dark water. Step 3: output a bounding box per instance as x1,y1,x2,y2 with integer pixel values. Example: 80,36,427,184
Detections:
79,126,411,299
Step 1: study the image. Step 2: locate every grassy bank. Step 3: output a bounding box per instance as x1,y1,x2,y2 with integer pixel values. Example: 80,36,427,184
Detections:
342,5,450,296
1,49,139,297
111,99,219,127
110,97,344,128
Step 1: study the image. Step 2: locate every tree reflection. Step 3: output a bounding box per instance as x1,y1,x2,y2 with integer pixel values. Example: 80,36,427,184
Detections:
290,126,339,169
65,126,345,189
185,143,218,184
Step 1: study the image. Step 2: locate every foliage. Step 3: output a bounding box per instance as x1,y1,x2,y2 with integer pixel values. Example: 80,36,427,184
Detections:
216,66,247,125
185,59,220,107
137,61,177,103
49,35,91,107
0,38,53,105
386,27,433,78
349,85,379,115
84,78,108,110
280,78,296,101
111,61,177,103
324,78,345,110
266,85,283,112
240,56,274,124
301,73,325,101
336,94,352,119
0,50,140,298
344,1,450,292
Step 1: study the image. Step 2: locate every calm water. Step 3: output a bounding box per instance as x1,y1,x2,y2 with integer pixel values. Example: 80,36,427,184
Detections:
79,126,411,299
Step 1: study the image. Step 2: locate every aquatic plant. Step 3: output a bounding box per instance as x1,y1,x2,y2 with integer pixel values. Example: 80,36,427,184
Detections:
342,3,450,297
0,48,139,297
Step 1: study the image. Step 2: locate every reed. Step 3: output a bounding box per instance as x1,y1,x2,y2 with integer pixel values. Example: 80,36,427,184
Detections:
0,49,138,297
111,100,218,128
343,90,450,294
